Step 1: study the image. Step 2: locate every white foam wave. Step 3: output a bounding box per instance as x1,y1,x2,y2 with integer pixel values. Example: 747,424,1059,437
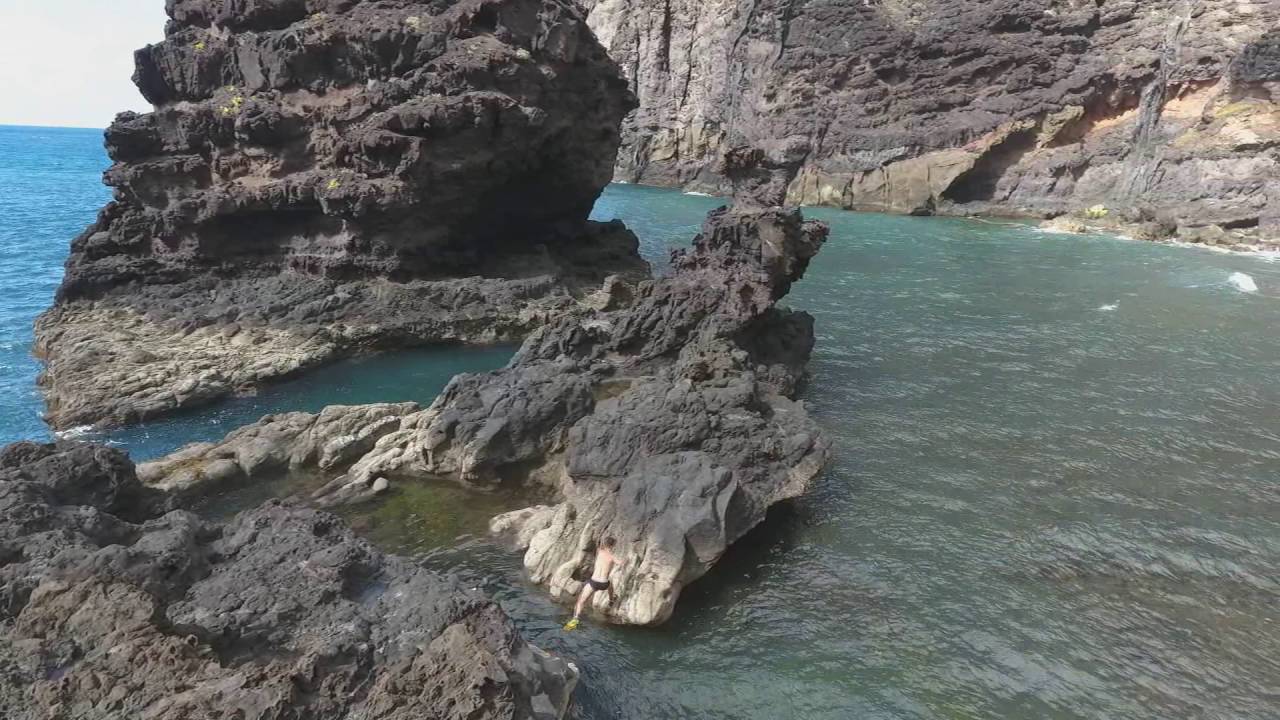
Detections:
683,191,713,197
55,424,97,439
1097,304,1118,312
1228,272,1259,293
1167,240,1280,262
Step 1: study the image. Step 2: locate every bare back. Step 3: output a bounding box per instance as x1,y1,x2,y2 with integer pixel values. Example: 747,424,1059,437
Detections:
591,547,616,581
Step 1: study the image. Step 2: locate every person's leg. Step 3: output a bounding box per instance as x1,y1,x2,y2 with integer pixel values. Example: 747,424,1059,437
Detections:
574,584,595,619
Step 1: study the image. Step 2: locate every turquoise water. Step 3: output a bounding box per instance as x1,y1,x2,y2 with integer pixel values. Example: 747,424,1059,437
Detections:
105,346,515,460
3,126,1280,718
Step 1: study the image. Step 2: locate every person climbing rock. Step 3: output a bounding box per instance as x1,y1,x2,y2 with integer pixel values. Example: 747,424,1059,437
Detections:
564,536,621,630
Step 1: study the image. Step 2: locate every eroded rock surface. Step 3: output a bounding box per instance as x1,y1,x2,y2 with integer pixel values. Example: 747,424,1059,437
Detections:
585,0,1280,247
156,200,831,625
35,0,645,430
0,441,575,719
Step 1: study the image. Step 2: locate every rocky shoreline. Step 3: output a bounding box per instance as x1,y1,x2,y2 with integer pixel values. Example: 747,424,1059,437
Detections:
583,0,1280,250
0,441,576,719
9,0,1280,715
12,0,839,713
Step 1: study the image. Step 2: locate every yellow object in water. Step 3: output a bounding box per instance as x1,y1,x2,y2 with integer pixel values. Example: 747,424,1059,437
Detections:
563,618,580,631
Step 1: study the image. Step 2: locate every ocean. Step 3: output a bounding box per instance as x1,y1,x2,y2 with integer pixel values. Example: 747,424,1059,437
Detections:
3,124,1279,719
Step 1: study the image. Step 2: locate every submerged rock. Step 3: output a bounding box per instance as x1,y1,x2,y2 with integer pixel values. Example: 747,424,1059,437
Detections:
35,0,645,431
156,199,831,626
0,441,576,719
583,0,1280,247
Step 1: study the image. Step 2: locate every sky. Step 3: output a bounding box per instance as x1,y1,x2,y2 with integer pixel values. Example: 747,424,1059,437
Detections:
0,0,169,128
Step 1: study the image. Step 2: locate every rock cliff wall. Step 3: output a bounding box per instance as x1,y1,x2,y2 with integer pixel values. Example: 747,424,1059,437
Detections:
0,441,575,719
585,0,1280,246
35,0,646,430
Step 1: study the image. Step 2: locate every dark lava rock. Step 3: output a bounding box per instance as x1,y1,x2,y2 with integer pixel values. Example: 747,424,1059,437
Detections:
237,199,832,626
133,193,830,625
0,441,576,719
34,0,646,431
584,0,1280,245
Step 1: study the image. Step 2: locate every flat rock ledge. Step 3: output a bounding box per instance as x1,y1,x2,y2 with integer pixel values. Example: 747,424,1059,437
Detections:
36,241,645,431
35,0,644,431
0,441,575,719
144,203,832,626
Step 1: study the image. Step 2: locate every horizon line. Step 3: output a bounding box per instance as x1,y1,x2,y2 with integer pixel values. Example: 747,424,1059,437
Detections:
0,123,105,131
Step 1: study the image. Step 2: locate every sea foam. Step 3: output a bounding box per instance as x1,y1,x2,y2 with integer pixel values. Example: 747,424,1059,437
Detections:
54,424,97,439
1228,272,1259,293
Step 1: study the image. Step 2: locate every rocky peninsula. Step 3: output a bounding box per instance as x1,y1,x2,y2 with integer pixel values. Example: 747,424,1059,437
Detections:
132,193,831,626
35,0,645,432
583,0,1280,249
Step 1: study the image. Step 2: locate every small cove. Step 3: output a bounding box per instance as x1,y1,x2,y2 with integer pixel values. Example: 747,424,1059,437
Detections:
4,126,1280,719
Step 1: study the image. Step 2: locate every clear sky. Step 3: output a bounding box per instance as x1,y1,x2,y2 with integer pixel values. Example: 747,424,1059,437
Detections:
0,0,169,129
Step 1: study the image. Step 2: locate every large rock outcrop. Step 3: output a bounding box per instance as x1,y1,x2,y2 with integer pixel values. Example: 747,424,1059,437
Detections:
143,200,831,625
584,0,1280,247
0,441,575,719
35,0,645,431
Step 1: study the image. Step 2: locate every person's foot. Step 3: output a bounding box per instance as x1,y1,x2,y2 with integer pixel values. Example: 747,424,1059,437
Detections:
563,618,580,631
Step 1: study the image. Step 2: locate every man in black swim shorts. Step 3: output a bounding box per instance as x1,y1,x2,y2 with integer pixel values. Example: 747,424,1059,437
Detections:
567,536,620,629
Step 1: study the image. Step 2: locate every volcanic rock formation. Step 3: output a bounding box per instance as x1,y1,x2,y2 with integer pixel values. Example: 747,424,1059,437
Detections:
139,200,831,625
34,0,645,431
140,196,829,622
0,441,575,719
584,0,1280,247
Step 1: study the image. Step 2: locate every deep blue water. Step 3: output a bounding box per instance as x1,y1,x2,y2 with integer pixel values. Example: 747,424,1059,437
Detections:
0,126,109,444
3,125,1280,719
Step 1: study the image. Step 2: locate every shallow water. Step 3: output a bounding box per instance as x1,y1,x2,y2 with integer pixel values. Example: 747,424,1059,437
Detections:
4,127,1280,719
102,345,515,460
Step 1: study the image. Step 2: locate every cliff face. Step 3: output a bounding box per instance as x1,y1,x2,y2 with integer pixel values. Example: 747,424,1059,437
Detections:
585,0,1280,245
35,0,646,430
0,441,575,719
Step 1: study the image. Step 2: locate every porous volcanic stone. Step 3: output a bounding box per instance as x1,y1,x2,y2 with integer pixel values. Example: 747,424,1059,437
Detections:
0,440,576,719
